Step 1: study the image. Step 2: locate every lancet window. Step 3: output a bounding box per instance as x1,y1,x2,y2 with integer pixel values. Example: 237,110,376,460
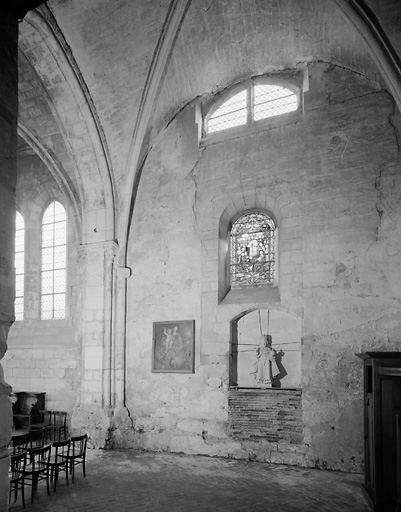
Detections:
41,201,67,320
15,211,25,321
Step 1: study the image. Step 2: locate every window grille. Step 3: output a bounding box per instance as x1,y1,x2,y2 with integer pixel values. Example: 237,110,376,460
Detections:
230,212,276,287
254,84,298,120
208,90,247,133
41,201,67,320
15,212,25,321
206,81,298,135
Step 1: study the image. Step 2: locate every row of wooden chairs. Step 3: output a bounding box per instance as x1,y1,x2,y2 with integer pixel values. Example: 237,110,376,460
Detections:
10,428,48,455
9,430,88,508
31,410,68,442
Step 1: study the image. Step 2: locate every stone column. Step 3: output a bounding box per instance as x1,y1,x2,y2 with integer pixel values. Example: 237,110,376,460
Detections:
0,9,18,512
109,264,133,448
0,326,13,512
72,241,118,448
112,265,131,408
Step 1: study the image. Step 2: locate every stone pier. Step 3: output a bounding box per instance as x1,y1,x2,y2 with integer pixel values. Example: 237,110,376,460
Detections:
0,8,18,511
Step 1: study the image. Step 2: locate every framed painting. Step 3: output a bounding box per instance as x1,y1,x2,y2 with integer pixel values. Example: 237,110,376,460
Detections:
152,320,195,373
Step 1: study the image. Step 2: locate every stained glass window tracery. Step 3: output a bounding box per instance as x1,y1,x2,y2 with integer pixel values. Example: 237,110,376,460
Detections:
230,212,276,287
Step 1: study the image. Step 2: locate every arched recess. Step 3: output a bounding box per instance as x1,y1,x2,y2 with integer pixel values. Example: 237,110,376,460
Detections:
218,206,280,305
20,8,116,245
230,308,302,389
215,189,295,306
120,0,401,258
18,123,81,241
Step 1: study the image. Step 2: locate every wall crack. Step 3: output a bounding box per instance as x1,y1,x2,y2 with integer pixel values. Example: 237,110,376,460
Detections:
186,146,206,226
374,165,384,241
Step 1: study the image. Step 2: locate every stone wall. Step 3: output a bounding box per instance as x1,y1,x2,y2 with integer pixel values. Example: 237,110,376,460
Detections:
122,62,401,472
3,151,80,418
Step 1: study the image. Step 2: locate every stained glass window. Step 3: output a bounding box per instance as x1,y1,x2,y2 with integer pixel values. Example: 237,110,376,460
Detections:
15,212,25,321
41,201,66,320
230,212,276,287
206,81,298,135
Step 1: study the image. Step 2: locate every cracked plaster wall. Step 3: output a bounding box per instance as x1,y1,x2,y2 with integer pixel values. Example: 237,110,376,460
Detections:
125,62,401,471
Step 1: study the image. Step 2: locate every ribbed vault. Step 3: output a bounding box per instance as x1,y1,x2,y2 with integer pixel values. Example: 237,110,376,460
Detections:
17,0,401,252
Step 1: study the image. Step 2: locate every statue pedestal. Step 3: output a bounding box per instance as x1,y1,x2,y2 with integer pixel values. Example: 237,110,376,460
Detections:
259,382,273,389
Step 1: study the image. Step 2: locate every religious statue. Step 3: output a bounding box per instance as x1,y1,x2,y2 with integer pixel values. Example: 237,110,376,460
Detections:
252,334,280,387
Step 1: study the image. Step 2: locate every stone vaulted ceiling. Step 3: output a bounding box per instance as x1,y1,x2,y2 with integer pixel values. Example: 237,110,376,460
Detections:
17,0,401,249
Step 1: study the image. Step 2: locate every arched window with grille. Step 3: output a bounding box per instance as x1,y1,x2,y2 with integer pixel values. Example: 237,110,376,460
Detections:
208,89,248,133
230,211,276,288
15,211,25,321
206,79,299,137
41,201,67,320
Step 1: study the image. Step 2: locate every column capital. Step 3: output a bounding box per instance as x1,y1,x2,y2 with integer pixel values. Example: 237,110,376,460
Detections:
75,240,119,266
104,240,119,262
117,266,132,280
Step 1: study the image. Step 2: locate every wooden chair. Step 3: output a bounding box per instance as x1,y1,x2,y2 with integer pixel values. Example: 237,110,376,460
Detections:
61,434,87,483
24,444,51,504
27,427,45,449
46,411,67,442
30,410,53,432
9,451,26,508
9,432,28,455
47,439,70,491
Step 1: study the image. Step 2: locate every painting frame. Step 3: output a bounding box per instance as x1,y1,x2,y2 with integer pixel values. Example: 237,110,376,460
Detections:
152,320,195,374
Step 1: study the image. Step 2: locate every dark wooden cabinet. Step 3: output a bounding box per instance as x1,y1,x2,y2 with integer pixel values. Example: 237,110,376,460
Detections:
356,352,401,512
12,391,46,430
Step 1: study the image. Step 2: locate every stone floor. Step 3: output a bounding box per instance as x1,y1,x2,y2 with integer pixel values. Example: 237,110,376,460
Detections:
9,449,371,512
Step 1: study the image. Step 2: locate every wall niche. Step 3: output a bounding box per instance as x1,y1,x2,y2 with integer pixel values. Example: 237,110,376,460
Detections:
228,308,303,443
230,308,301,389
